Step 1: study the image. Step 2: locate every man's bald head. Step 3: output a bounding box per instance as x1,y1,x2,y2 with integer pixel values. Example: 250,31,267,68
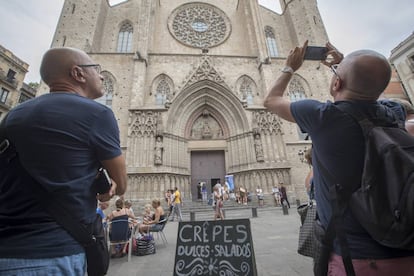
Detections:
339,50,391,99
40,47,90,85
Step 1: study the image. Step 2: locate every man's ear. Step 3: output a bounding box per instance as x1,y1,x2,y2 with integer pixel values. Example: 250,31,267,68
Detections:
332,77,343,92
70,66,86,83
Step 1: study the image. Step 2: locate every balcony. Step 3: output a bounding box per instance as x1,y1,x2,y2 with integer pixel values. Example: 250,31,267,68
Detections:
0,72,18,88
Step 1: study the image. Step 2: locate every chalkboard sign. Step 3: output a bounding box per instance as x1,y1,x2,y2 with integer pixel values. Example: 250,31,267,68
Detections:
174,219,257,276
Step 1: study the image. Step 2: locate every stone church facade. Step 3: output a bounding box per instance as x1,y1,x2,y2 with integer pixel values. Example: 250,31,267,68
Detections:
39,0,333,202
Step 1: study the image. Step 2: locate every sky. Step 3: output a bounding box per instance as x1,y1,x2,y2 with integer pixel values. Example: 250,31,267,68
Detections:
0,0,412,83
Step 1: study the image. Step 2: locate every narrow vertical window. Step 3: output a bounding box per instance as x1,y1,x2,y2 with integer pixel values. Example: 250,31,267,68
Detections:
0,88,10,103
240,78,253,105
265,27,278,58
117,22,133,53
71,4,76,14
96,73,114,108
156,79,170,105
62,36,67,47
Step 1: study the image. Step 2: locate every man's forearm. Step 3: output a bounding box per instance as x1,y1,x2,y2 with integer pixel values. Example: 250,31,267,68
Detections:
264,71,295,122
267,71,293,99
102,155,127,195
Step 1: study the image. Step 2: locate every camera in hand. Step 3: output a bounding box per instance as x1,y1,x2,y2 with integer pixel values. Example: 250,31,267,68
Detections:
304,46,328,60
94,168,112,194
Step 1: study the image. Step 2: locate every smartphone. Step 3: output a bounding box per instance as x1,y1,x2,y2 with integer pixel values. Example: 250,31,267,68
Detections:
94,167,112,194
304,46,328,60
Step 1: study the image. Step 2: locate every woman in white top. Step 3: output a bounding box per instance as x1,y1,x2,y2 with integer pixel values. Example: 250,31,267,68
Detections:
213,184,224,220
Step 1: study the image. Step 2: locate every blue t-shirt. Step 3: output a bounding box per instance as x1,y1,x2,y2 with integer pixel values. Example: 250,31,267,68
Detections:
0,92,121,258
291,99,413,259
96,208,105,220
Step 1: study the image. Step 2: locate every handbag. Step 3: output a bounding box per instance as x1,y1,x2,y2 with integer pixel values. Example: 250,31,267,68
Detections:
134,234,156,256
84,214,110,276
0,117,109,276
297,201,317,257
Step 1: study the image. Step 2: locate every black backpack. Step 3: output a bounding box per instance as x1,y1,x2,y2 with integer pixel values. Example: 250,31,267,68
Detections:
336,104,414,250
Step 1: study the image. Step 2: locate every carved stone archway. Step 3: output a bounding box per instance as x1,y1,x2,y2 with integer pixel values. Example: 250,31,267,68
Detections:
166,80,249,136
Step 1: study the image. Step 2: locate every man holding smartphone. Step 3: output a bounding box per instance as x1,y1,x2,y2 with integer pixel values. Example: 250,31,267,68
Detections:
0,47,127,274
264,41,414,275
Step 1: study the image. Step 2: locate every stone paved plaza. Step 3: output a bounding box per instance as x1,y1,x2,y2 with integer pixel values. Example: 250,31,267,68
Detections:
107,206,312,276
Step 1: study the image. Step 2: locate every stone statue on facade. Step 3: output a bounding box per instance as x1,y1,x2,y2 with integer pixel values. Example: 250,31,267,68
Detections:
154,136,163,165
201,120,212,138
254,133,264,162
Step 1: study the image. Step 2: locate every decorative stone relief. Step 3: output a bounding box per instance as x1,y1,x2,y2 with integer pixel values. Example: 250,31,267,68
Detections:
129,111,161,137
253,111,283,135
182,57,229,90
190,109,224,140
253,133,264,162
168,3,231,48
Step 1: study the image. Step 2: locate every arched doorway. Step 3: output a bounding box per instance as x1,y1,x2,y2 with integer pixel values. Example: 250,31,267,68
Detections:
165,80,250,200
190,150,225,201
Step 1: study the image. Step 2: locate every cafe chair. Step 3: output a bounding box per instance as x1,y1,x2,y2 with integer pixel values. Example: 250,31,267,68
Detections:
148,218,168,245
107,215,133,262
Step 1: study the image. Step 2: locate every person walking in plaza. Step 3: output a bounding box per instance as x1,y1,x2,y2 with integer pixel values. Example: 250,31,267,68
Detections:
272,185,281,206
279,185,290,208
264,41,414,275
256,185,264,207
0,47,127,274
201,182,208,202
213,184,224,220
239,186,248,205
170,187,183,221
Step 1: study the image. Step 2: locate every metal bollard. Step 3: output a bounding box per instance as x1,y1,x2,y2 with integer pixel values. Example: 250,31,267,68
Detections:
252,207,258,218
282,202,289,215
190,211,195,221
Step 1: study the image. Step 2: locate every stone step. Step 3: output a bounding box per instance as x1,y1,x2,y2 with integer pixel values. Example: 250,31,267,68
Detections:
128,194,296,217
169,205,295,221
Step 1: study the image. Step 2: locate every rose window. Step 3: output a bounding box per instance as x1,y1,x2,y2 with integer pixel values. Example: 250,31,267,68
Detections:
168,3,231,48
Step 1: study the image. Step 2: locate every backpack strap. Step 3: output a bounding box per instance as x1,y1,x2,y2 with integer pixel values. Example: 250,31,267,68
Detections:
0,115,95,248
335,102,404,134
314,155,356,276
0,113,9,141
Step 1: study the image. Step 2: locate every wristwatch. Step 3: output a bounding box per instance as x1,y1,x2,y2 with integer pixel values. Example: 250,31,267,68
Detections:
281,66,294,74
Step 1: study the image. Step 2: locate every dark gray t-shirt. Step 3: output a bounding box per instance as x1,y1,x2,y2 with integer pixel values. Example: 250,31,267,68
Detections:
0,92,121,258
291,99,413,258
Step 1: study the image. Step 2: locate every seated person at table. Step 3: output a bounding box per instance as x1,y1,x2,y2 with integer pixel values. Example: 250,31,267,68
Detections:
138,199,165,234
124,200,135,217
107,198,136,258
142,203,153,225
